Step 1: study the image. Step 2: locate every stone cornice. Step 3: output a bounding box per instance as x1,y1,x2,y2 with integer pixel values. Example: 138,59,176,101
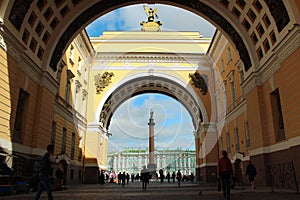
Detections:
241,71,262,95
225,100,247,124
54,101,74,121
95,52,205,62
40,71,59,96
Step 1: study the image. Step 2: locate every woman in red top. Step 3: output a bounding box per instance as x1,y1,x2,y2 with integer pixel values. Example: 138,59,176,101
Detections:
218,150,233,200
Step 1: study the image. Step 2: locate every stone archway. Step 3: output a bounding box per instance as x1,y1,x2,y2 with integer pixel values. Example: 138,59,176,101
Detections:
96,73,208,132
2,0,294,74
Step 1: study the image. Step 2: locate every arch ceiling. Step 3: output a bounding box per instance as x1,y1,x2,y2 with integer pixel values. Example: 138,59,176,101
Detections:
98,74,207,131
3,0,291,73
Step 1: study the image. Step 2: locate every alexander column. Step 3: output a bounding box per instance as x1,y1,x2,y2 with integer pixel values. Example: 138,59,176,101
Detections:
148,109,155,164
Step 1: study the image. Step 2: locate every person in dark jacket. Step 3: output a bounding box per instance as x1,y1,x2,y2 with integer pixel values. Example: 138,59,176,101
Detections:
218,150,233,200
34,144,54,200
246,161,257,189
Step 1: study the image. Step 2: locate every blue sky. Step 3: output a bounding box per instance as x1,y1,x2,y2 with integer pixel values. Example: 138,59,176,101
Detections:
107,94,196,152
85,4,216,152
85,4,216,37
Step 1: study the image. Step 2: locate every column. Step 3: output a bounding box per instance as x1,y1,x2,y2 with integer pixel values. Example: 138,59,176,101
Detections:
183,156,187,173
113,156,117,170
144,155,147,166
126,157,129,172
162,156,166,168
118,154,121,171
138,156,141,169
188,155,191,174
148,110,155,164
122,156,125,171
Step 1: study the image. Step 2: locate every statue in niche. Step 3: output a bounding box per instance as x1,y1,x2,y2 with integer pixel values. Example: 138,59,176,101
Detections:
94,72,114,94
189,72,208,95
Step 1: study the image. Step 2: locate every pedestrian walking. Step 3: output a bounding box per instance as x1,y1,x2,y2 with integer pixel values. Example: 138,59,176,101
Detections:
190,172,194,182
167,172,170,183
34,144,54,200
172,171,176,183
100,170,105,185
126,173,130,185
218,150,233,200
121,172,126,187
176,170,182,188
246,161,257,189
141,165,150,190
55,167,63,189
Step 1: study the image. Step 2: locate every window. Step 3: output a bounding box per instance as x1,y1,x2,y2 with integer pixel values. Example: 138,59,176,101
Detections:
65,79,71,103
78,149,82,161
270,89,285,141
13,89,29,143
82,91,87,115
221,59,225,73
217,96,221,119
77,57,82,74
71,132,75,160
235,128,240,151
245,121,250,147
61,128,67,153
226,132,231,153
219,136,223,152
238,69,244,83
227,47,232,64
230,80,236,103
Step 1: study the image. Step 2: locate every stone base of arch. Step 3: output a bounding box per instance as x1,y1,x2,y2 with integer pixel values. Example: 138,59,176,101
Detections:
83,158,99,184
197,165,218,183
249,144,300,188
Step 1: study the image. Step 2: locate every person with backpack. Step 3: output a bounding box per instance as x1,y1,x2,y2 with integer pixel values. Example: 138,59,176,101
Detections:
34,144,54,200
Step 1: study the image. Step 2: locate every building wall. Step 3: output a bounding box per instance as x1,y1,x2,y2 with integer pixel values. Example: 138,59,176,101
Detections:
207,27,300,187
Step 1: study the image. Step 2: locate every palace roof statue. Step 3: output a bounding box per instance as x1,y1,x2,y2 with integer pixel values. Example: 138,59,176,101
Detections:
140,5,162,32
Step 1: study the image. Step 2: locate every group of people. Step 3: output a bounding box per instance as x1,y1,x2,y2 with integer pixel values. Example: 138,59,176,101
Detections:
33,144,257,200
140,165,187,190
218,150,257,200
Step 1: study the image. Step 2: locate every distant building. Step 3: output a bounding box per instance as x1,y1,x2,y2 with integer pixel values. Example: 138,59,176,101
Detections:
107,148,196,176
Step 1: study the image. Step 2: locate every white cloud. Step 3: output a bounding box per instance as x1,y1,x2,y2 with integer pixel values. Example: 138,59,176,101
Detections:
108,94,195,152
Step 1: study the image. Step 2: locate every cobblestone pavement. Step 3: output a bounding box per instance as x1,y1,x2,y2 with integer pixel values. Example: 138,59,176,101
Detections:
1,181,299,200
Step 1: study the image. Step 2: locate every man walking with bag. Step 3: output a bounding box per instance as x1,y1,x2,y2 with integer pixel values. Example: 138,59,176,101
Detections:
35,144,54,200
218,150,233,200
